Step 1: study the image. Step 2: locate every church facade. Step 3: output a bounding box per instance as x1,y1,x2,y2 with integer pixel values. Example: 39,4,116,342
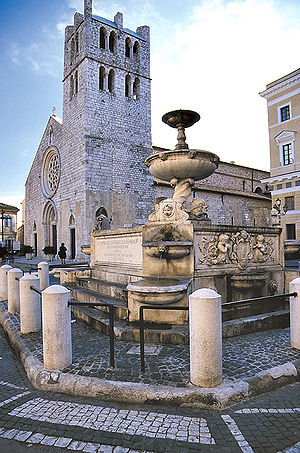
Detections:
24,0,271,260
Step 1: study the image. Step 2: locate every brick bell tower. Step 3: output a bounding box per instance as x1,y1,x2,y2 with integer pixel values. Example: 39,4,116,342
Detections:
62,0,154,239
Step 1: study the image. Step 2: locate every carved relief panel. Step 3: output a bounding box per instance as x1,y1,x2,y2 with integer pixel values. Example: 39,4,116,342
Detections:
196,229,277,270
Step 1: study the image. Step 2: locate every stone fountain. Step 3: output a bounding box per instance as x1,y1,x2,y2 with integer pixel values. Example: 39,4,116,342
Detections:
127,110,220,323
63,109,284,331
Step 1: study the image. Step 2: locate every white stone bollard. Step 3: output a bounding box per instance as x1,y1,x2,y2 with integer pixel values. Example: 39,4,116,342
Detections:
0,265,12,301
42,285,72,370
20,274,41,334
289,278,300,349
189,288,222,387
8,268,23,313
38,261,49,291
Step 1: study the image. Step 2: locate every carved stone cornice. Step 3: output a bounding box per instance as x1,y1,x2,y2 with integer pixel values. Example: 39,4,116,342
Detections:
260,70,300,99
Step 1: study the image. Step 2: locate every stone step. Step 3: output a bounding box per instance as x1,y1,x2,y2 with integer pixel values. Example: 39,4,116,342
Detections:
67,284,129,321
70,301,188,345
68,283,290,345
76,277,128,302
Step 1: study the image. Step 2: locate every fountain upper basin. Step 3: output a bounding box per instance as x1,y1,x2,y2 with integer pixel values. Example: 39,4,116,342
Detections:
145,149,219,182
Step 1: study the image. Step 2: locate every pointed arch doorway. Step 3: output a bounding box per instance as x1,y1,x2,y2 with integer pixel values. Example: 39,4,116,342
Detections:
43,201,57,252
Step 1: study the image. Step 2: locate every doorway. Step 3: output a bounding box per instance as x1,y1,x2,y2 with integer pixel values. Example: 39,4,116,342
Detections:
70,228,76,259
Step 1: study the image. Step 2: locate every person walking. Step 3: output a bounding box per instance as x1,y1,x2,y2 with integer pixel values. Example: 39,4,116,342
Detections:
58,243,67,265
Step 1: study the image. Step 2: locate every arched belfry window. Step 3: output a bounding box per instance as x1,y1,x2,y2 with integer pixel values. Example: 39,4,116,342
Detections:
75,33,79,53
109,31,116,53
133,41,139,60
99,66,106,90
125,37,132,58
70,75,74,99
108,69,115,93
70,38,75,64
133,77,140,100
100,27,107,49
74,71,78,94
125,74,131,97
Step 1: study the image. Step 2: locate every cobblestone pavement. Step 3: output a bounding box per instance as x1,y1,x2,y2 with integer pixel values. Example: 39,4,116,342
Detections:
0,323,300,452
4,303,300,387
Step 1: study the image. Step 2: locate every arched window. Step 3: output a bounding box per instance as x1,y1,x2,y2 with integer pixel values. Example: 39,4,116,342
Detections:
255,186,263,194
133,41,139,60
74,71,78,94
109,31,116,53
49,126,54,145
70,75,74,99
99,66,106,90
70,38,75,64
125,37,132,58
125,74,131,97
133,77,140,100
75,33,79,53
108,69,115,93
69,214,75,226
100,27,106,49
95,207,108,219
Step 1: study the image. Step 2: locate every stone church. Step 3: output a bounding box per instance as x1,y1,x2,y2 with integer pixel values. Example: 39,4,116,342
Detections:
24,0,271,260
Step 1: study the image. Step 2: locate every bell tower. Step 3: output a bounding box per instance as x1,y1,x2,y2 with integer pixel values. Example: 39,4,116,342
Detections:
62,0,153,237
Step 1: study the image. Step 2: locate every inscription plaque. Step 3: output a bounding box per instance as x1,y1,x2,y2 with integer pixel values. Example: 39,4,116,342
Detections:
95,234,142,266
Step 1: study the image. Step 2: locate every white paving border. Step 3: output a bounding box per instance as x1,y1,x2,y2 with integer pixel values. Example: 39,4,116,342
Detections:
8,397,216,445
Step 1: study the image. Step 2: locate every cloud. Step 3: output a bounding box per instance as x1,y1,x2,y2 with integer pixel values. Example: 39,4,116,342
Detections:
150,0,300,169
8,41,62,78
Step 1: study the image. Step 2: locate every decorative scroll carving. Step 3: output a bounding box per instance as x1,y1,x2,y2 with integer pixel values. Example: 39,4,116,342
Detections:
198,230,275,270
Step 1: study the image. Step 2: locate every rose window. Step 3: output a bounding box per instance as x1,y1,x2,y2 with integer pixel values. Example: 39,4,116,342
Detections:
47,154,60,193
41,148,61,198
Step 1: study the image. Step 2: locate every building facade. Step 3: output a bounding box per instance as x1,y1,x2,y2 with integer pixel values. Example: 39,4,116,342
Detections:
0,203,19,251
260,68,300,256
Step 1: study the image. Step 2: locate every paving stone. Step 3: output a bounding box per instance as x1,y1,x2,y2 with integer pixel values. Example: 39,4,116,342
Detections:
54,436,72,447
13,430,33,441
40,435,58,445
0,428,19,439
26,432,46,443
82,442,100,452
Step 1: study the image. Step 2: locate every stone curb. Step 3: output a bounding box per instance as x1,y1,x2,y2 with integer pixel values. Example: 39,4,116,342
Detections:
0,304,299,409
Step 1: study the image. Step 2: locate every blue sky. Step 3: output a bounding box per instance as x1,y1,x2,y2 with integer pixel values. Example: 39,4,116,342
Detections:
1,0,300,222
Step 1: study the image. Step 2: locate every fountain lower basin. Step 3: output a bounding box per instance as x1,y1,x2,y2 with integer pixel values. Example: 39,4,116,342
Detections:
127,278,190,324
